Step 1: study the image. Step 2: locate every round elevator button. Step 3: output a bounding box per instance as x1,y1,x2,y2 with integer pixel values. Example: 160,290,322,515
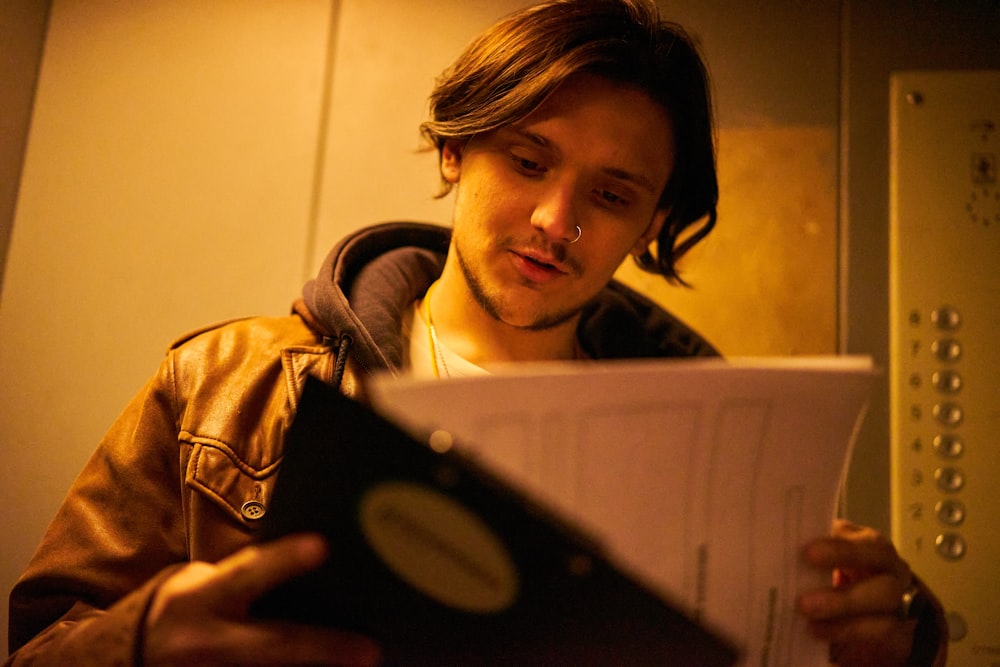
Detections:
946,611,968,641
934,467,966,493
931,370,963,394
931,338,962,362
935,499,965,526
934,533,966,560
931,306,962,331
933,433,964,459
933,402,964,427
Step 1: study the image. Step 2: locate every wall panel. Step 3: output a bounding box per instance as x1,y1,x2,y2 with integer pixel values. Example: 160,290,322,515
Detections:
0,1,333,652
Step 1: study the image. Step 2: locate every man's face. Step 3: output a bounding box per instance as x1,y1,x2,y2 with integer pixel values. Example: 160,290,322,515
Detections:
441,73,675,331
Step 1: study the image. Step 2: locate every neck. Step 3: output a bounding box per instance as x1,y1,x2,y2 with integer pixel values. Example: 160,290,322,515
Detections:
426,267,581,367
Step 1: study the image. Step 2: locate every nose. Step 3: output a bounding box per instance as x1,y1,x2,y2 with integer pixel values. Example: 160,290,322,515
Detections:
530,181,580,244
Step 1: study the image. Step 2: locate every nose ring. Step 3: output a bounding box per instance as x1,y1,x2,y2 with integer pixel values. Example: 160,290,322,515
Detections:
569,225,582,244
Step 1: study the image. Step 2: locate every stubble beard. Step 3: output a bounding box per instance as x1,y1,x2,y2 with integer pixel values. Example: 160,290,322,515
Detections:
454,242,584,332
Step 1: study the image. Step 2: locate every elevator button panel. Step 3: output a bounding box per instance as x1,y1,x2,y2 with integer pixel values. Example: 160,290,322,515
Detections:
889,70,1000,663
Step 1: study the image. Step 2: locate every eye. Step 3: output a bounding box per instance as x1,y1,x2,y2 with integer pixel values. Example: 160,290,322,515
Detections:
511,153,546,175
600,190,621,203
595,188,628,207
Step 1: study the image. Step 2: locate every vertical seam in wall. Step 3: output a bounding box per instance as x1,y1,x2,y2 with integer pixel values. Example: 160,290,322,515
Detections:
0,0,54,297
836,0,851,355
836,0,855,521
302,0,341,285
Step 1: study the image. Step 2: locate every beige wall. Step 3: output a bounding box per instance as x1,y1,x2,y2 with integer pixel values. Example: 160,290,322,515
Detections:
310,0,537,259
0,0,335,651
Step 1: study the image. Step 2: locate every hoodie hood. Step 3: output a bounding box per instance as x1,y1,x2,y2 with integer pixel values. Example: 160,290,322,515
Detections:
302,222,450,375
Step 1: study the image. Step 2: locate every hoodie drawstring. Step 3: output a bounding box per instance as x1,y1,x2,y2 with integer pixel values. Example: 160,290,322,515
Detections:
331,334,353,390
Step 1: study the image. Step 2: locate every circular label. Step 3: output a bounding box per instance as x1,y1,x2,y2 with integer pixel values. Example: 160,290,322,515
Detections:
359,481,519,613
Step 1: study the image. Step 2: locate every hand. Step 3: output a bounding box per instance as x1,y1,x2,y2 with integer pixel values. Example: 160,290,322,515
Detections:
142,533,382,666
797,520,917,666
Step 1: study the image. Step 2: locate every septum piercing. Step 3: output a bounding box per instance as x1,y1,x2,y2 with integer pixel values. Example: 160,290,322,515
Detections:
569,225,582,244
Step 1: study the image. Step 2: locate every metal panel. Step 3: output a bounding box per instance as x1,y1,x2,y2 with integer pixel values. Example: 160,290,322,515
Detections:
889,69,1000,664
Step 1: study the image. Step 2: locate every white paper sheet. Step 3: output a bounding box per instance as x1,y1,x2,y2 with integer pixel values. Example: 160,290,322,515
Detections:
368,356,876,667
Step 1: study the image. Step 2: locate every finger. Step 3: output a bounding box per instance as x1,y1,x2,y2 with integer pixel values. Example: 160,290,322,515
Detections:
214,533,330,607
798,571,901,620
802,535,899,574
807,612,902,641
811,615,916,666
809,614,916,648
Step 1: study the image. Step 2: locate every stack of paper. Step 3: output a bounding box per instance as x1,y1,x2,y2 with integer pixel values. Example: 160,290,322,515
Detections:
368,357,876,667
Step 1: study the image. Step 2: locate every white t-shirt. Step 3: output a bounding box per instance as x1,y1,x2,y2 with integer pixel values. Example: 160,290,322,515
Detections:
406,300,488,379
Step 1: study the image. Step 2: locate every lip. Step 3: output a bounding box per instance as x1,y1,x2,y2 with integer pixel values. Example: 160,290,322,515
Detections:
509,250,568,284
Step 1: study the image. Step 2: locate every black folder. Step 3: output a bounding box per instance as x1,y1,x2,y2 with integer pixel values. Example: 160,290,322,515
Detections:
254,376,740,666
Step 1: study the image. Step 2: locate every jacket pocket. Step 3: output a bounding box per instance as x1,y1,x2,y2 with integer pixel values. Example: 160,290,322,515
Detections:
184,441,281,530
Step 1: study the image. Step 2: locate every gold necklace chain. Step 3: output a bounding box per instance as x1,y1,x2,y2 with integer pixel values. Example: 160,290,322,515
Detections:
422,281,587,376
423,282,450,378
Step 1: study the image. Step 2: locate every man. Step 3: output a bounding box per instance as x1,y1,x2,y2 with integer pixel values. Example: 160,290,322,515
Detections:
7,0,946,665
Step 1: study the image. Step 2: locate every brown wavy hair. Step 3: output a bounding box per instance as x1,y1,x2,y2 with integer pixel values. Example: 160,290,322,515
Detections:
420,0,718,283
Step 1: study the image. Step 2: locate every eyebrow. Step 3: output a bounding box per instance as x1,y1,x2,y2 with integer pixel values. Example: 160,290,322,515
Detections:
507,126,659,193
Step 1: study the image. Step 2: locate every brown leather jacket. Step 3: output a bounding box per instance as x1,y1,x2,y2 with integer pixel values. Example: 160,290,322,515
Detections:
7,310,344,664
7,223,723,664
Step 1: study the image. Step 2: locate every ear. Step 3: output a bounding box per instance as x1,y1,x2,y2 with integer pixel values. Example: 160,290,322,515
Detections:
631,208,668,256
440,139,464,184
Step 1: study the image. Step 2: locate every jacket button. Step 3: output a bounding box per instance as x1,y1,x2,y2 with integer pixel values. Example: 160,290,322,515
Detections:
241,500,266,521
